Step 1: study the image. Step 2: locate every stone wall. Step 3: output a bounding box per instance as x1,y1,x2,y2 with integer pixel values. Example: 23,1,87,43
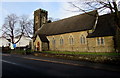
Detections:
88,36,115,52
34,35,42,51
42,42,49,51
47,31,87,52
47,31,115,52
33,35,49,51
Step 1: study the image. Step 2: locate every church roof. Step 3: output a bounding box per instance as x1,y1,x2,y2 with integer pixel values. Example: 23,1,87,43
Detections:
33,34,49,42
87,13,117,38
38,34,49,42
35,10,118,38
36,10,97,36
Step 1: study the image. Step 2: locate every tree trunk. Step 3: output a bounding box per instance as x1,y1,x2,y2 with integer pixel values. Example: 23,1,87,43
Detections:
112,2,120,52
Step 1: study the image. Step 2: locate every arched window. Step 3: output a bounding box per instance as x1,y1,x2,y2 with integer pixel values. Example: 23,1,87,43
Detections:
52,38,56,45
97,37,105,45
101,37,104,45
80,35,86,44
60,37,64,45
97,38,100,45
69,36,74,45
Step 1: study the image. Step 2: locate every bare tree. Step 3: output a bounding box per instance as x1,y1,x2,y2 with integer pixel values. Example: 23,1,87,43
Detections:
19,15,33,38
2,14,33,44
48,17,60,22
68,0,120,29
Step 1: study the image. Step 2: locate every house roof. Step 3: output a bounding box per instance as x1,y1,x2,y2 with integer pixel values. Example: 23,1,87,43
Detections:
35,10,97,36
0,36,10,42
87,13,117,38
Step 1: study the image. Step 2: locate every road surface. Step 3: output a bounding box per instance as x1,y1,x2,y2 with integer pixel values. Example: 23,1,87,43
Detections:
1,53,120,78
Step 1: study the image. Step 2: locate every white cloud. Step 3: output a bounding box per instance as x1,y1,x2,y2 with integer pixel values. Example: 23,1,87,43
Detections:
29,11,34,20
98,8,111,15
59,2,81,19
28,3,52,19
59,0,120,18
28,8,38,20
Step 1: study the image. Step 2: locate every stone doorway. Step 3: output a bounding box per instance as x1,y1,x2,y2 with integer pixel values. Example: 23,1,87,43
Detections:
37,42,40,51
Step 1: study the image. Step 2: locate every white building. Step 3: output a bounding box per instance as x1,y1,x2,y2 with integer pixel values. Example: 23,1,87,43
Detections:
0,37,9,47
15,35,31,47
0,36,31,48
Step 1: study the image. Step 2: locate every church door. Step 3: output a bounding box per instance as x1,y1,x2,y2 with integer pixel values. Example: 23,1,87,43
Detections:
37,42,40,51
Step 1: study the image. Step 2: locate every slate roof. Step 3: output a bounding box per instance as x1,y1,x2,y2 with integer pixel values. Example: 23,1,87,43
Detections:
35,10,118,39
87,13,116,38
38,34,49,42
35,10,97,36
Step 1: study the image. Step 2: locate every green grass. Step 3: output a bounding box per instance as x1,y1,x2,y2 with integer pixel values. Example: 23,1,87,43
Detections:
42,51,120,56
10,49,26,55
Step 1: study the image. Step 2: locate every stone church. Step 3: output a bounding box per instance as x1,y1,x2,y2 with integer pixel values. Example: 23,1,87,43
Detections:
32,8,120,52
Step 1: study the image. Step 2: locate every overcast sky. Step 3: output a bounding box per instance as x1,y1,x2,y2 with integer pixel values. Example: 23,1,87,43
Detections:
0,0,120,36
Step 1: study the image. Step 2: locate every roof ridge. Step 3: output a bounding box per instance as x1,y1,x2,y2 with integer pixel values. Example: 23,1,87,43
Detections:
46,10,97,25
36,10,97,36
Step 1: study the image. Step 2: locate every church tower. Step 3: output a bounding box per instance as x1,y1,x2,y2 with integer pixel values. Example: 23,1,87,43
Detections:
34,9,48,34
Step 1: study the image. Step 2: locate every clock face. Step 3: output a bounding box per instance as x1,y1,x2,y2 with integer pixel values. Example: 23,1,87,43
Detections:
35,16,38,23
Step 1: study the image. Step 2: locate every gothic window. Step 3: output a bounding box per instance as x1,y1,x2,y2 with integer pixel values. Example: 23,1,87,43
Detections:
101,37,104,45
80,35,86,44
97,37,105,45
71,37,74,44
52,38,56,46
69,36,74,45
60,37,64,45
97,38,100,45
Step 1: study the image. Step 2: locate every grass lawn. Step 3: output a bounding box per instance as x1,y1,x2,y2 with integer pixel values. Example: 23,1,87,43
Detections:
33,51,120,65
42,51,120,56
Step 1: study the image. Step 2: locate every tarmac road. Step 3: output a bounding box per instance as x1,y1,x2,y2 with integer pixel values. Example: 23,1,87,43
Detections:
1,53,120,78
